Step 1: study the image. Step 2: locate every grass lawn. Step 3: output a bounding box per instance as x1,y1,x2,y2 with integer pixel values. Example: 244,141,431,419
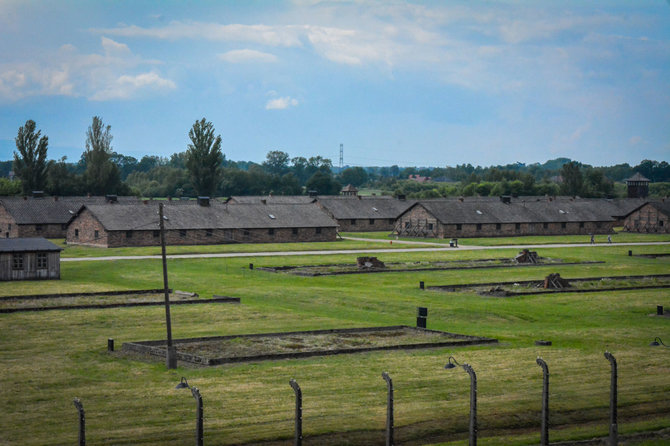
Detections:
342,230,670,246
0,242,669,445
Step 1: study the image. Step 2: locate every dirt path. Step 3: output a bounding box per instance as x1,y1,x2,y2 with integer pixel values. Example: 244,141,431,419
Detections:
61,241,670,262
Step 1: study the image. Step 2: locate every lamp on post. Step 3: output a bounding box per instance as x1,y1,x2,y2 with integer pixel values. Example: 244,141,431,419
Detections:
445,356,477,446
536,357,549,446
175,377,203,446
649,337,668,347
603,352,617,446
160,203,177,369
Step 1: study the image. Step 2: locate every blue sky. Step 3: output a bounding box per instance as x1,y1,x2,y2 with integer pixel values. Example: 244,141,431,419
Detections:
0,0,668,167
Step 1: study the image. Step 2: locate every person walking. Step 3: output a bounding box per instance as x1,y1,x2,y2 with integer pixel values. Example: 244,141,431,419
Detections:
590,234,595,244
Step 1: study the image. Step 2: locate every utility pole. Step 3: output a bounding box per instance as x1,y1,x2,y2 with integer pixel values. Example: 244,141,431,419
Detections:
160,203,177,369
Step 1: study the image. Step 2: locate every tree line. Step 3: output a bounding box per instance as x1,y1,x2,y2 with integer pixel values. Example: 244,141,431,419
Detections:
2,118,668,198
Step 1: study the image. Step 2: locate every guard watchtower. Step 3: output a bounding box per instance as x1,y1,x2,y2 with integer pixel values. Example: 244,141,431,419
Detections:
625,172,650,198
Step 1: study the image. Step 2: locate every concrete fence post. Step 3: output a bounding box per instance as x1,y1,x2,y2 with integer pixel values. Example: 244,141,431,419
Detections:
73,398,85,446
382,372,394,446
290,379,303,446
604,352,618,446
536,357,549,446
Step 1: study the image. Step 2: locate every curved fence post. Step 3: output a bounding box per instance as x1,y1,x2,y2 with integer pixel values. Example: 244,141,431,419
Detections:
191,387,203,446
382,372,394,446
290,379,303,446
73,397,85,446
536,357,549,446
604,351,618,446
462,364,477,446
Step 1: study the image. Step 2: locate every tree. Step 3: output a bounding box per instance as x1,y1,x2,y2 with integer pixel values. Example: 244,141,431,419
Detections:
13,120,49,194
263,150,290,176
338,167,368,187
185,118,224,196
305,171,341,195
46,157,84,196
559,161,584,196
84,116,125,195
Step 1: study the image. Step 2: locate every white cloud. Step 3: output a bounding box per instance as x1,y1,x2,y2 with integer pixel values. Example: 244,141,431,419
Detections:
265,96,299,110
0,37,174,102
218,49,277,63
91,72,176,101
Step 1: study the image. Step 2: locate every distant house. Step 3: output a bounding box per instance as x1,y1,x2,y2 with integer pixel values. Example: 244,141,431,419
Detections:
622,200,670,233
0,238,62,281
66,201,338,247
395,197,621,238
0,195,138,239
316,196,416,232
408,174,431,183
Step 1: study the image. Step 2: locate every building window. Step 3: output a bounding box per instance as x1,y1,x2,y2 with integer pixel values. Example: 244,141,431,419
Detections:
476,223,482,231
350,219,356,225
206,229,213,237
515,223,521,230
126,230,133,238
35,224,43,232
428,223,434,230
268,228,275,235
388,218,395,224
8,224,11,230
495,223,501,230
243,229,250,240
37,253,48,269
561,222,567,229
456,224,462,230
224,230,232,240
543,223,548,229
660,220,665,227
405,221,411,228
12,253,23,270
179,229,186,237
94,230,99,239
61,224,68,230
369,219,375,225
74,229,79,238
292,228,299,235
579,222,585,228
153,230,160,238
315,227,322,234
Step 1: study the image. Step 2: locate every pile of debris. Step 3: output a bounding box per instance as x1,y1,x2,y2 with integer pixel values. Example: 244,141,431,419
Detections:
515,249,539,264
485,285,513,297
543,273,571,289
356,256,386,269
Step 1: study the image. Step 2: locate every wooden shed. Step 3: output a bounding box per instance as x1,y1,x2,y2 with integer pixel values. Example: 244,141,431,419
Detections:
0,238,63,281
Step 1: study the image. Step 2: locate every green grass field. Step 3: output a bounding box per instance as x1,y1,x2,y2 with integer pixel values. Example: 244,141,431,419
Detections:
1,238,669,445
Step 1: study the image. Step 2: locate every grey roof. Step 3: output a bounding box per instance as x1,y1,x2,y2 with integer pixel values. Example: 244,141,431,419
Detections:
0,237,62,253
625,172,650,183
647,200,670,217
406,198,627,224
80,202,338,231
226,196,316,204
317,196,416,219
0,196,140,225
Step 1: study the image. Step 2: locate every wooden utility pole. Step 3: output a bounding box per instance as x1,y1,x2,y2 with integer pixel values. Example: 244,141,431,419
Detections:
160,203,177,369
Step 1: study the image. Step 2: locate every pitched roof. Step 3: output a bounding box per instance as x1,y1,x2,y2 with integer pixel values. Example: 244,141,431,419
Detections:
648,200,670,216
0,196,139,224
0,237,62,253
625,172,650,182
226,195,317,204
80,202,338,231
317,196,415,219
406,198,623,224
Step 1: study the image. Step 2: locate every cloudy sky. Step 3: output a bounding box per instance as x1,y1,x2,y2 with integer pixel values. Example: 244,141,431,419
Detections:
0,0,668,167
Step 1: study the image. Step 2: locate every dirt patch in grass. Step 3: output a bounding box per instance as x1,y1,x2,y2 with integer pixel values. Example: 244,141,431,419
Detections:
256,257,602,276
427,274,670,297
122,326,497,365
